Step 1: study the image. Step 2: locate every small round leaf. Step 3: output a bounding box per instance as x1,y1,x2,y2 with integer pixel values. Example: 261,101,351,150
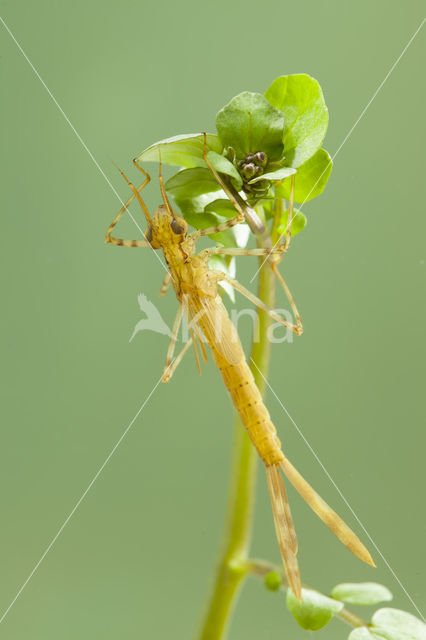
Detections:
204,199,238,219
248,166,296,184
278,148,332,203
165,168,220,200
136,133,222,168
331,582,393,606
276,209,307,238
216,92,284,160
286,587,344,631
349,628,380,640
265,74,328,168
371,608,426,640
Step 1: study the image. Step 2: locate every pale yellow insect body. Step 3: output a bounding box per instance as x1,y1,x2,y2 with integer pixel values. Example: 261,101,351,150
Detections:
106,166,375,601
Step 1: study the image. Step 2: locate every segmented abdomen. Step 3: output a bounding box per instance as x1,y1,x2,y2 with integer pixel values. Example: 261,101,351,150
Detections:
217,356,284,466
194,295,284,467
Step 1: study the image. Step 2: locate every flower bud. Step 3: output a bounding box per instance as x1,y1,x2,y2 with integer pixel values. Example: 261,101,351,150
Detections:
224,146,236,163
254,151,267,167
241,162,257,179
264,571,282,592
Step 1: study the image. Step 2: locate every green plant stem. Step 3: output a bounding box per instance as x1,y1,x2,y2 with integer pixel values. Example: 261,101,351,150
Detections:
339,608,368,629
196,213,277,640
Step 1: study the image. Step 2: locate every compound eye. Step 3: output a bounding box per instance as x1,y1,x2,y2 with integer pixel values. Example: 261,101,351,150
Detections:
171,218,186,235
145,225,153,243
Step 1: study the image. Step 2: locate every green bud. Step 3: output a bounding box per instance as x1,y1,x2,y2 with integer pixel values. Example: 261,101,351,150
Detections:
254,151,267,167
242,177,271,199
253,179,271,192
224,146,236,164
241,162,257,179
264,571,282,592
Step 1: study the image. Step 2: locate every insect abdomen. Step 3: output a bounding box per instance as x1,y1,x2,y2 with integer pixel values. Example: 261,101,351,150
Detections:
193,294,284,467
217,358,284,467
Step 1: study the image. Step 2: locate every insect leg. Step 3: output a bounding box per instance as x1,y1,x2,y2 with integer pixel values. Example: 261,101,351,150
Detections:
280,174,296,252
203,248,303,334
162,338,193,382
270,262,303,336
189,324,202,374
105,165,151,246
163,303,184,379
184,300,208,364
159,271,171,297
218,273,303,336
190,213,244,239
202,247,285,258
133,157,151,182
180,296,203,375
161,303,200,382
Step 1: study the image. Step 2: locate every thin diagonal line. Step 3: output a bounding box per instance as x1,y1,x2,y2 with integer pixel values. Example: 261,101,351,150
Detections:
0,15,168,275
0,365,170,626
250,16,425,284
251,358,425,622
331,17,425,160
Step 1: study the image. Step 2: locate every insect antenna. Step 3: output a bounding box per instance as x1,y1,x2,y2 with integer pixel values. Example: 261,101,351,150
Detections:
157,150,178,220
113,161,152,224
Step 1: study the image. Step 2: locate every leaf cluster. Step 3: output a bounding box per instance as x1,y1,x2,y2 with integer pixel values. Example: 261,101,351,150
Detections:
135,75,333,285
282,581,425,638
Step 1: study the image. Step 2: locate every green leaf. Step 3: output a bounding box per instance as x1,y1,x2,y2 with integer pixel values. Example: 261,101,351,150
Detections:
371,629,423,640
204,198,238,218
256,199,306,237
186,210,247,248
371,608,426,640
135,133,223,168
278,148,332,203
256,197,275,220
248,166,296,184
216,92,284,160
350,626,426,640
347,607,426,640
170,191,221,235
286,588,343,631
172,192,248,250
348,627,424,640
348,611,426,640
206,151,243,189
349,628,380,640
182,209,234,247
265,74,328,168
165,167,220,200
332,583,393,606
276,208,307,237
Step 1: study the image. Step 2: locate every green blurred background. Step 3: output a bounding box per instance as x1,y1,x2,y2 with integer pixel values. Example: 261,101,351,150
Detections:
1,1,425,638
